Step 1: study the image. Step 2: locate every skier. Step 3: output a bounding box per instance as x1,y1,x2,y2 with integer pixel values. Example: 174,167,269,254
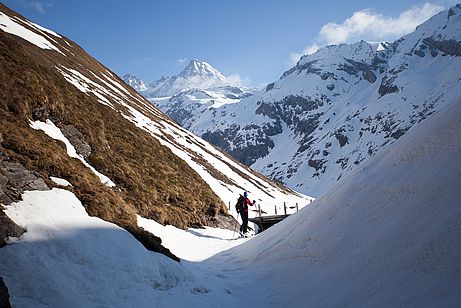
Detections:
235,191,254,237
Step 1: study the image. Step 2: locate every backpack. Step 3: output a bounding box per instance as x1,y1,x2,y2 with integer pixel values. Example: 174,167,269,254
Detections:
235,195,245,213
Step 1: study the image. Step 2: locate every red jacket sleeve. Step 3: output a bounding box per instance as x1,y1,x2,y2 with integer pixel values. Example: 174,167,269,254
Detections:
245,197,253,206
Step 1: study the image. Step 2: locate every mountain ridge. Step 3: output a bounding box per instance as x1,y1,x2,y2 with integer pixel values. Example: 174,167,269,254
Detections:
147,5,461,197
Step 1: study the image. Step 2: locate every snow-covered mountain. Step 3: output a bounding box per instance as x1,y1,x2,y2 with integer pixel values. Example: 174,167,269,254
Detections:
125,59,234,98
170,5,461,197
0,2,308,261
122,60,258,127
122,73,148,92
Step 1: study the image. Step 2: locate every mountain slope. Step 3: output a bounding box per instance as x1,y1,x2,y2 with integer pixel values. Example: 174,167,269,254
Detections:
168,5,461,197
0,3,308,258
217,96,461,307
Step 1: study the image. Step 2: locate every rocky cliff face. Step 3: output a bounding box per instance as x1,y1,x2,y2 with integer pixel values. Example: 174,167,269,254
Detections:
162,5,461,197
0,3,308,260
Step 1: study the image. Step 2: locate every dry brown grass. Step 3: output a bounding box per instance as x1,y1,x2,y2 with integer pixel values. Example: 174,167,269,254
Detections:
0,4,230,260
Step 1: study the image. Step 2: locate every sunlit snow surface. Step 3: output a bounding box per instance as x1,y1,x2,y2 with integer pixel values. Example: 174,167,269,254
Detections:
50,176,72,187
0,11,63,54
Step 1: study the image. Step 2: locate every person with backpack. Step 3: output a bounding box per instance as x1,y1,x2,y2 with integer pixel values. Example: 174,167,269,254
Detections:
235,191,254,237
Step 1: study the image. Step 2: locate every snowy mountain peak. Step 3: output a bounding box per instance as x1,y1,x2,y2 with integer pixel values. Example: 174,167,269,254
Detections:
122,74,148,92
179,59,227,82
123,59,256,102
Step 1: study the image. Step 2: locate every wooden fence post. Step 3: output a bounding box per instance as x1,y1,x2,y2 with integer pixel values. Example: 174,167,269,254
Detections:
296,203,299,212
275,205,277,215
229,201,231,211
284,202,287,216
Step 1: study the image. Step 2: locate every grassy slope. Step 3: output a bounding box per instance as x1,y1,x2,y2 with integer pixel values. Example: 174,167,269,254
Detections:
0,4,229,260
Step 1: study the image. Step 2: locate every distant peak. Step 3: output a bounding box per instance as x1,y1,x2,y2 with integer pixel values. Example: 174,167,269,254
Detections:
180,59,226,81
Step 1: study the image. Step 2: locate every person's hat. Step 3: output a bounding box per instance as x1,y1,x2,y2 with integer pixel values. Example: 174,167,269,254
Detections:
243,191,248,197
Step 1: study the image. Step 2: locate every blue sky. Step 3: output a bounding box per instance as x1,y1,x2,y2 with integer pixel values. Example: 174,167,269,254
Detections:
3,0,458,86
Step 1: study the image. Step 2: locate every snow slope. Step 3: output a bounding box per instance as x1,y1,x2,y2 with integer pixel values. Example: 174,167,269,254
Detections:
215,97,461,307
0,188,260,307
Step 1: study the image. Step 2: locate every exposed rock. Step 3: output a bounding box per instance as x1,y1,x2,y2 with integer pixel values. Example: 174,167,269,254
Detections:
31,105,61,123
390,128,407,139
60,124,92,159
338,59,377,84
414,49,425,57
266,82,275,92
0,208,25,247
0,277,12,308
0,161,49,203
424,38,461,57
334,132,349,147
378,76,399,96
308,159,326,175
127,226,180,262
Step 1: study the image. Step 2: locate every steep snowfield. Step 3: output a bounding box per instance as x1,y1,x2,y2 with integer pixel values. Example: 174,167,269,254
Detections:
217,98,461,307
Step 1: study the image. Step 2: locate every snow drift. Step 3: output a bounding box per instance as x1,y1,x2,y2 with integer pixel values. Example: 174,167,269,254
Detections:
217,98,461,307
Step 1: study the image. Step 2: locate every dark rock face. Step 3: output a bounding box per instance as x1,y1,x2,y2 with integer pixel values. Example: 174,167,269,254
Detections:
282,60,321,78
0,277,12,308
338,59,377,84
0,154,44,246
378,75,399,96
0,161,49,204
60,124,92,159
0,209,25,247
265,82,275,92
31,105,61,123
424,38,461,56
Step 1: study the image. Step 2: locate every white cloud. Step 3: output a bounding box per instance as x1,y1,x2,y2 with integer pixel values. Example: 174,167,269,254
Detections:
289,2,445,65
226,74,251,87
319,3,444,44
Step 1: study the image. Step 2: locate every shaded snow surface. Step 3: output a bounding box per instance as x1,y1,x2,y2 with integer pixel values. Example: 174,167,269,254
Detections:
1,99,461,307
217,98,461,307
